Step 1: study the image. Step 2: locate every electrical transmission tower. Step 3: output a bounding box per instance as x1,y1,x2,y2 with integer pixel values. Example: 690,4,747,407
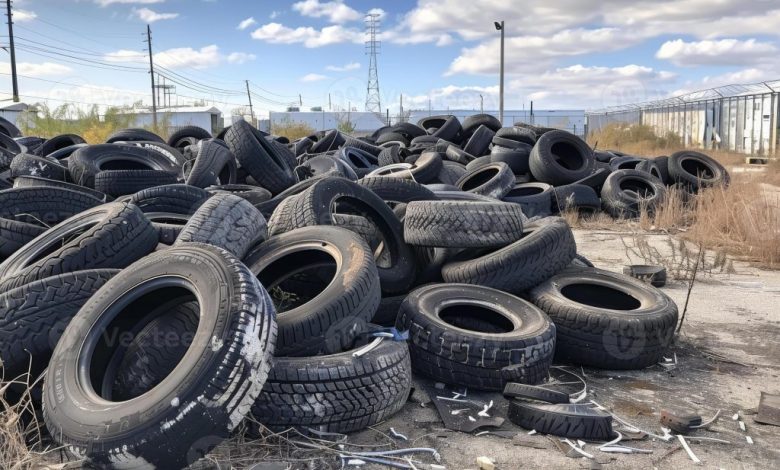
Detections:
364,13,381,113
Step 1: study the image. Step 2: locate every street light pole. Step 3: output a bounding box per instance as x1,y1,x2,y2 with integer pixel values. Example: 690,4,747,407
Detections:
479,94,483,114
494,21,504,124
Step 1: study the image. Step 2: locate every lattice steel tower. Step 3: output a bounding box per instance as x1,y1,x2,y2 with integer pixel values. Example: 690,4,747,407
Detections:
364,13,381,113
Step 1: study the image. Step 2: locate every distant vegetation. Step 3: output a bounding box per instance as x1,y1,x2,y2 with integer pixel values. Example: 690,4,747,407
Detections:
271,118,316,140
18,103,169,143
587,123,681,155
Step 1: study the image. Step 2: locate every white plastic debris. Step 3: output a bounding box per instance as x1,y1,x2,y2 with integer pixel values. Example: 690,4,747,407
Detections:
678,435,701,465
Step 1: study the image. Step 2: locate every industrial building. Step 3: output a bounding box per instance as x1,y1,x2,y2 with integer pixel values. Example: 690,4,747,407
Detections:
586,80,780,155
268,108,586,136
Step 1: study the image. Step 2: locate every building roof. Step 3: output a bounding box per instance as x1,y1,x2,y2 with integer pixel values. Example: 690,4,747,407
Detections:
118,106,222,115
0,102,29,111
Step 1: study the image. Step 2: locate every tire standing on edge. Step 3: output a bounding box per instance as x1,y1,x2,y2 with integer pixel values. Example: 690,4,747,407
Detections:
43,243,277,469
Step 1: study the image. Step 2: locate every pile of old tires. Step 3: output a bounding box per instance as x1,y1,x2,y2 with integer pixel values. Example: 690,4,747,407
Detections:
0,115,684,468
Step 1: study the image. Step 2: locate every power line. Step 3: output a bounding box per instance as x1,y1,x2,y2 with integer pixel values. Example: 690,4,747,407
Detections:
15,45,147,72
0,71,149,95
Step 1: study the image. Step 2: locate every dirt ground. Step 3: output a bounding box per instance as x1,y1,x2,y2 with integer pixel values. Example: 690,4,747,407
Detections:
334,229,780,470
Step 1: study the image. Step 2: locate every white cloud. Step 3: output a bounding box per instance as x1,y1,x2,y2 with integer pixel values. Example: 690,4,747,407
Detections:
656,38,776,66
96,0,163,6
134,7,178,22
0,62,73,77
250,22,362,47
292,0,361,23
154,45,220,69
227,52,256,64
367,8,386,20
270,11,281,19
325,61,360,72
105,45,238,69
301,73,329,82
14,9,37,22
237,17,256,30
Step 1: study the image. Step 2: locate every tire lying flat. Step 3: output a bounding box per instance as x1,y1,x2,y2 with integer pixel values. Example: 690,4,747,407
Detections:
396,283,556,391
252,332,411,433
529,267,678,369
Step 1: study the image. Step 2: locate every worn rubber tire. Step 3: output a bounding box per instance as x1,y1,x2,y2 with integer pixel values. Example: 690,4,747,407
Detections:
503,383,570,404
105,128,164,144
490,145,531,175
167,125,211,149
496,126,536,146
0,187,103,257
275,177,416,295
129,184,210,214
207,184,272,205
529,131,594,185
667,150,729,191
69,144,180,188
252,334,411,432
38,134,86,158
174,193,267,259
11,175,109,202
184,140,237,188
462,114,502,138
552,184,600,213
94,169,179,197
529,267,678,369
441,217,576,293
224,120,296,195
0,203,158,292
572,168,610,194
357,176,437,204
0,269,118,387
243,226,381,356
508,402,614,439
462,125,496,157
42,243,276,469
9,154,70,181
435,160,468,185
456,161,514,199
601,169,666,218
404,200,525,247
397,283,556,390
0,116,22,138
654,156,672,185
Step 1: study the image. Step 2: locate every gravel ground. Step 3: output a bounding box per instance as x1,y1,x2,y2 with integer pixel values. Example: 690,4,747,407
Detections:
331,229,780,470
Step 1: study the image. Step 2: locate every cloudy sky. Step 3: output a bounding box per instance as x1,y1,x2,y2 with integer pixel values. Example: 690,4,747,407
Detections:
1,0,778,116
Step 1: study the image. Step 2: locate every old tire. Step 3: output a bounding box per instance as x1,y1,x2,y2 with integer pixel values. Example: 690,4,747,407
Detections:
529,131,594,185
441,217,576,293
397,283,556,390
252,334,411,433
224,120,296,194
174,193,267,259
243,226,381,356
42,244,276,469
601,169,666,218
456,162,514,199
404,200,524,247
0,203,159,292
529,267,678,369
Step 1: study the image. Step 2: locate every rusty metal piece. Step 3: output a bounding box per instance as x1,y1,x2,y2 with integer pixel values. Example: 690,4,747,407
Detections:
755,392,780,426
660,409,702,434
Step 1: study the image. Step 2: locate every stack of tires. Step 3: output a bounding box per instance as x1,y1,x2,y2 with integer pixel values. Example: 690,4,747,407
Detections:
0,117,682,468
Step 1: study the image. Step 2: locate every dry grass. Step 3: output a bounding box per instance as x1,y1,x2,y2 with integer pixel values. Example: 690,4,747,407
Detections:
0,375,70,470
271,119,316,141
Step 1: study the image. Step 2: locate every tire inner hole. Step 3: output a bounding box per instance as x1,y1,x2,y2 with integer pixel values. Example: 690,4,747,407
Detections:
561,283,641,310
506,185,544,197
550,142,585,170
681,159,715,179
438,304,514,333
257,249,338,313
619,178,655,198
461,167,499,190
89,286,200,401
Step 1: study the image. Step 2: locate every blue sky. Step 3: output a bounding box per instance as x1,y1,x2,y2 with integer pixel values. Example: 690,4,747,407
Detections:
1,0,779,116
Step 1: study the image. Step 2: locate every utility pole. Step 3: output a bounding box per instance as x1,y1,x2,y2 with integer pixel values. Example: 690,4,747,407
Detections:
428,98,431,116
494,21,505,124
145,24,157,130
299,94,302,107
386,108,389,125
328,93,332,111
479,94,484,114
245,80,255,126
5,0,19,102
399,93,403,123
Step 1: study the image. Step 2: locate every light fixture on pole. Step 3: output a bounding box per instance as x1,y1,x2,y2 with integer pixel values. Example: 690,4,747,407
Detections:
494,20,504,125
